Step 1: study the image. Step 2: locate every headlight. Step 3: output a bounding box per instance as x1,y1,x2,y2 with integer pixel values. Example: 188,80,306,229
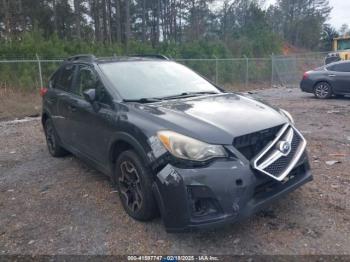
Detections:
157,130,227,161
280,109,294,124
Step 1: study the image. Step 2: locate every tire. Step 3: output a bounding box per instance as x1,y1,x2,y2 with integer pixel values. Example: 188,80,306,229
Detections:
44,118,69,157
115,150,157,221
314,82,332,99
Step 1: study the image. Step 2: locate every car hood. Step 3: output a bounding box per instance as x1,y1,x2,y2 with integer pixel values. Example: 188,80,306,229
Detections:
135,93,288,144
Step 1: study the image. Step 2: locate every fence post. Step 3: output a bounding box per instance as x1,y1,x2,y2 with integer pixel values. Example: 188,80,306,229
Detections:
36,54,43,88
213,55,218,84
271,53,274,88
244,55,248,89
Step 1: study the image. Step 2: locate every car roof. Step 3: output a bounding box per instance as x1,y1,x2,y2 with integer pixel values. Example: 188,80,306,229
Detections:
65,54,170,64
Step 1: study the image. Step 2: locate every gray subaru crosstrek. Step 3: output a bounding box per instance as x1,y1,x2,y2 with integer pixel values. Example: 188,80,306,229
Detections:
41,54,312,232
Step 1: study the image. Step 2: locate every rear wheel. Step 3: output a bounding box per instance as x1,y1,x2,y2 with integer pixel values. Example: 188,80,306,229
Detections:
115,150,157,221
44,118,68,157
314,82,332,99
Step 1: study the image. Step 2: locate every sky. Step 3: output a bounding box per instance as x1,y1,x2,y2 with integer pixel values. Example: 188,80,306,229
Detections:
265,0,350,30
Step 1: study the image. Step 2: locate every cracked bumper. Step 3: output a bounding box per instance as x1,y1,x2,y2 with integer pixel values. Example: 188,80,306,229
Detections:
152,153,312,232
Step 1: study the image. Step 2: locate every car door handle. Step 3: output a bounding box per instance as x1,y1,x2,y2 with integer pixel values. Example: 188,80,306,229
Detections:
68,105,77,112
328,74,336,77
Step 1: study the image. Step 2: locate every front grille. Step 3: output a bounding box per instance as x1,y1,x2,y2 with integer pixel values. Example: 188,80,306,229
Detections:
233,125,283,160
263,133,301,175
253,164,305,199
252,124,306,181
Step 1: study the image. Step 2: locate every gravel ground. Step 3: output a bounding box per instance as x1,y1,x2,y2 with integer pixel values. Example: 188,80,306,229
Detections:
0,88,350,255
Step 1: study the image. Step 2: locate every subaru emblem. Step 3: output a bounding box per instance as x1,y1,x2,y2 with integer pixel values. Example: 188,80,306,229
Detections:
277,141,291,155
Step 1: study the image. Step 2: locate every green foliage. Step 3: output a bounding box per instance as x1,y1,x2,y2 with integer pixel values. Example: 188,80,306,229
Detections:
268,0,331,49
0,0,334,92
0,32,281,91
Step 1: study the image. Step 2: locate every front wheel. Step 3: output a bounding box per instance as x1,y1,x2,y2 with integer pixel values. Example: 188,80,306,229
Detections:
115,150,158,221
314,82,332,99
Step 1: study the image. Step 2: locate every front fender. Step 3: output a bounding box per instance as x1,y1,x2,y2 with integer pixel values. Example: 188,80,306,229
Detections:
108,131,150,166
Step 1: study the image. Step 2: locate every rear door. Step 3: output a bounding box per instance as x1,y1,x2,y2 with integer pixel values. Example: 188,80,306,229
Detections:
54,63,78,146
327,62,350,94
44,70,61,124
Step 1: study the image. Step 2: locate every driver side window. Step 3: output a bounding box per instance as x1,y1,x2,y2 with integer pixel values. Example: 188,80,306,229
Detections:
75,65,113,106
77,66,97,97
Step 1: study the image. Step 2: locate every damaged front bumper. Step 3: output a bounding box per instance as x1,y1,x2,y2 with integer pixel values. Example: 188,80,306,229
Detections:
152,152,312,232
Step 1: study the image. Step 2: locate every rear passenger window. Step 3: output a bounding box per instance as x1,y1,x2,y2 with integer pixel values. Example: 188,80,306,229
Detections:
49,71,59,89
341,63,350,72
328,63,350,72
56,64,76,91
327,64,337,71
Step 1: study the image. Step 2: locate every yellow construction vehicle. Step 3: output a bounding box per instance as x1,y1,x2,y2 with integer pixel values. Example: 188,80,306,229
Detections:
325,36,350,64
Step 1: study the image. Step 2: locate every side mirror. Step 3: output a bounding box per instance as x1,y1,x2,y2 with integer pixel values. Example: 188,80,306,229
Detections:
83,89,96,103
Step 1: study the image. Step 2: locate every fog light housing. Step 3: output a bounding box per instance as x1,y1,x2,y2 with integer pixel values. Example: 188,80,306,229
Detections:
187,186,222,219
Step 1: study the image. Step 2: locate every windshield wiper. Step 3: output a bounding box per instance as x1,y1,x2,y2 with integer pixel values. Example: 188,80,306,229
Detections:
159,91,219,100
123,97,163,103
123,91,219,103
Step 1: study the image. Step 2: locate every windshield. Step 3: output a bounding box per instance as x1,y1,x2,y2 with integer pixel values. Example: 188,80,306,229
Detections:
99,61,220,100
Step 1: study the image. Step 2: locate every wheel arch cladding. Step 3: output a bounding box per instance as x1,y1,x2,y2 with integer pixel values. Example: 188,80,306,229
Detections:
109,132,151,168
110,140,133,164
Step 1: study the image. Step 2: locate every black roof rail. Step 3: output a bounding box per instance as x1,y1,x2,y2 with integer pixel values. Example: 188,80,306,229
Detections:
66,54,96,62
131,54,170,60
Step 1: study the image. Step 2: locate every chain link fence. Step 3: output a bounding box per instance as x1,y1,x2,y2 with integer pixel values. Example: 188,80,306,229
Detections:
0,57,62,95
177,58,273,91
272,52,328,88
0,52,329,93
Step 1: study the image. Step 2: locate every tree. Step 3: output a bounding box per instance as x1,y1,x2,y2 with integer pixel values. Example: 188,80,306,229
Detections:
0,0,333,55
74,0,82,38
268,0,331,49
339,24,350,36
125,0,131,53
320,23,339,51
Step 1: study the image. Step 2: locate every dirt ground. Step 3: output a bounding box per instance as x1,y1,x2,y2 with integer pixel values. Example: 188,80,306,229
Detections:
0,87,349,255
0,89,41,121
